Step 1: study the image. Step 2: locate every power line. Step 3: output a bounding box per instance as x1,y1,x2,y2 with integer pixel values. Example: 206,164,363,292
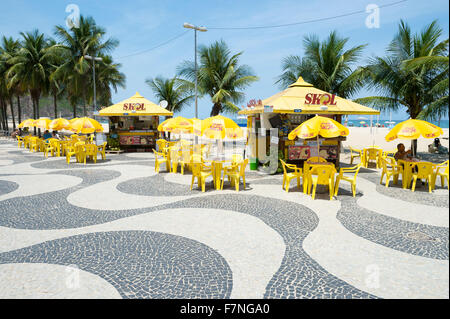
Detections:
208,0,408,30
114,0,407,58
117,30,190,59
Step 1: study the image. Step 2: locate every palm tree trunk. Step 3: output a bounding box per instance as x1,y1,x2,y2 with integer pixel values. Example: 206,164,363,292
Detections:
72,102,77,118
17,96,21,124
53,93,58,118
0,98,6,131
2,99,8,132
32,95,37,135
35,96,41,137
0,100,3,131
411,139,418,157
210,103,222,116
9,97,16,131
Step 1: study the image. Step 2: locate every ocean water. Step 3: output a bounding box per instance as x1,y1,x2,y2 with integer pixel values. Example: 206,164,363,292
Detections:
346,119,449,129
234,118,449,129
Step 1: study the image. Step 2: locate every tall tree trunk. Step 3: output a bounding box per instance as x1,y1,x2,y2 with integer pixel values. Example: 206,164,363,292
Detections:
72,103,77,118
53,93,58,118
0,98,5,131
9,97,16,131
2,99,8,132
17,96,21,124
32,95,37,135
210,102,222,116
36,96,41,137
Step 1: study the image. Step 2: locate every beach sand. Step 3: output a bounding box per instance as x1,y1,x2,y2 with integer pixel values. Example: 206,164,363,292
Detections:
342,127,449,153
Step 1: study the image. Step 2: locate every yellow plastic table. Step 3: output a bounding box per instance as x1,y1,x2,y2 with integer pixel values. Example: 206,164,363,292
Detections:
398,158,419,189
204,159,233,190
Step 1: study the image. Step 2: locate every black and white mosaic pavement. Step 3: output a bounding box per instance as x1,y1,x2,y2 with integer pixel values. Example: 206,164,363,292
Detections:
0,139,448,299
338,195,449,260
359,171,449,208
0,231,233,299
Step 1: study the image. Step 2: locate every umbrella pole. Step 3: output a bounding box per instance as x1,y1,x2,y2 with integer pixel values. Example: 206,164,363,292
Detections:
317,135,320,159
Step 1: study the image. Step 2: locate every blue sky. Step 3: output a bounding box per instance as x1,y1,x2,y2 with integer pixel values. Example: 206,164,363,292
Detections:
1,0,448,120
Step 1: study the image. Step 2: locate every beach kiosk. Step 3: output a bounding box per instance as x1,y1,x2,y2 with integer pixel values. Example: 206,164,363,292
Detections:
238,77,380,169
99,92,173,152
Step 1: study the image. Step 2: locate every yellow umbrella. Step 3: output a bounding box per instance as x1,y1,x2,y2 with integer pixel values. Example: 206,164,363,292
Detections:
17,119,35,128
69,117,103,134
194,115,243,139
49,118,70,130
157,116,193,133
385,119,443,141
385,119,443,157
33,118,52,130
288,115,349,157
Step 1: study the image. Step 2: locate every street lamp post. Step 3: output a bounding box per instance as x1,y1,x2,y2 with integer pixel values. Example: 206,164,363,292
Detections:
183,23,207,119
84,55,103,115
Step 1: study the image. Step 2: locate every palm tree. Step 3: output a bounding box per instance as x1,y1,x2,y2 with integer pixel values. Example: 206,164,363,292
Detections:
53,15,119,117
0,36,21,131
402,55,449,121
146,76,194,118
276,31,367,97
47,38,65,118
7,30,58,134
355,20,448,152
177,40,258,116
94,54,126,107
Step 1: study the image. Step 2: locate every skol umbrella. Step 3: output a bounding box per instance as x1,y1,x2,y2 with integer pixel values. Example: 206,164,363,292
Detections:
69,117,103,134
288,115,349,157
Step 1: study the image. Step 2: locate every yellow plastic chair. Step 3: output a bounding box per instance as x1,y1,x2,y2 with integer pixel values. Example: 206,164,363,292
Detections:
88,134,95,144
334,163,363,197
156,139,168,152
411,162,434,193
306,165,335,200
43,138,57,158
97,142,107,160
349,147,362,165
221,159,249,191
363,148,381,168
66,142,85,164
16,136,24,148
382,150,396,159
280,159,302,192
29,137,40,153
153,149,168,173
83,144,98,164
23,136,31,149
303,157,327,193
231,154,243,164
169,146,181,173
433,160,449,190
190,162,213,192
307,157,327,163
380,157,403,187
179,147,193,175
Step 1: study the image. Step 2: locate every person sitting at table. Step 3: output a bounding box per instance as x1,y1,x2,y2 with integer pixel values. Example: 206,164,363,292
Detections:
394,143,413,161
429,138,449,154
395,143,422,180
52,131,61,140
43,130,52,140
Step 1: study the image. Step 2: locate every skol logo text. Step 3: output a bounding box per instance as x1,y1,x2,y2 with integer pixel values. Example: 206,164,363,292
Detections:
123,103,146,111
305,93,337,106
